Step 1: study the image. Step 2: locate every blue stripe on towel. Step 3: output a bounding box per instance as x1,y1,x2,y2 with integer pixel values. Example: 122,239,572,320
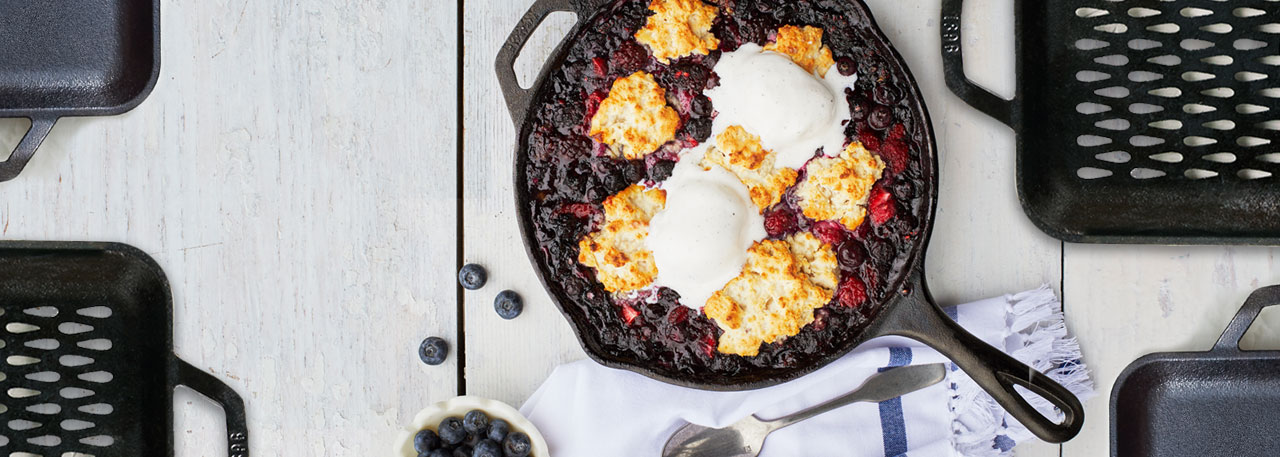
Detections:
878,347,912,456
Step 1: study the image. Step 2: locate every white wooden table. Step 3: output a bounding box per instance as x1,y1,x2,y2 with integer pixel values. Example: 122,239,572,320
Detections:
2,0,1278,455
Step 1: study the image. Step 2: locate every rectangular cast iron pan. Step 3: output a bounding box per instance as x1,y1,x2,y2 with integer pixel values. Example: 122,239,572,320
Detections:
1112,285,1280,457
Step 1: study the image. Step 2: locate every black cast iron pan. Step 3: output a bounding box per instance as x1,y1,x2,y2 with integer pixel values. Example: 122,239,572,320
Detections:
0,242,248,456
497,0,1084,442
1112,286,1280,456
941,0,1280,244
0,0,160,183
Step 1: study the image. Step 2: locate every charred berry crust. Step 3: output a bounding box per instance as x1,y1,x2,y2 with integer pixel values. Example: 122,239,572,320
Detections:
519,0,929,384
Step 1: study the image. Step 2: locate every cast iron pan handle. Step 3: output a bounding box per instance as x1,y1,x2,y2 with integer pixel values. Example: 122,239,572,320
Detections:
940,0,1015,126
0,116,57,183
173,357,250,457
1213,285,1280,353
880,274,1084,443
496,0,582,127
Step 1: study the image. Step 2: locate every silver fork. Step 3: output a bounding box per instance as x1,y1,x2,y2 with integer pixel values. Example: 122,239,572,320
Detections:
660,363,947,457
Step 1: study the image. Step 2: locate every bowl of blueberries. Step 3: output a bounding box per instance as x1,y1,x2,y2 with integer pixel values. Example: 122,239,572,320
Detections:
394,395,548,457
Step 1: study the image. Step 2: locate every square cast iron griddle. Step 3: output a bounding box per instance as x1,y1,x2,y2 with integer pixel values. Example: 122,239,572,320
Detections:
0,0,160,182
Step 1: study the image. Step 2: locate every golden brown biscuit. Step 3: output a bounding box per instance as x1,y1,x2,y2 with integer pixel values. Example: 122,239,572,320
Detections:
764,25,836,76
785,232,839,293
634,0,720,63
796,142,885,231
578,185,668,293
589,71,681,160
702,126,800,212
703,235,837,357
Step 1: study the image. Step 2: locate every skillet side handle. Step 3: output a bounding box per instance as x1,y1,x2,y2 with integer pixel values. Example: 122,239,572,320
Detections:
495,0,580,127
940,0,1015,126
881,278,1084,443
174,358,250,457
1213,285,1280,353
0,117,57,183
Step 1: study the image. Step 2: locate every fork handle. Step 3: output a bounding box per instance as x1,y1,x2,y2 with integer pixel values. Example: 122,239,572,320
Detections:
766,364,946,430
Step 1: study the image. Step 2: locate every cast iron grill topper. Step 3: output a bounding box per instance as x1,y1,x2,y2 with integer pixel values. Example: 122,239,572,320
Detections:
498,0,1085,443
0,0,160,183
0,242,248,457
942,0,1280,244
1111,286,1280,457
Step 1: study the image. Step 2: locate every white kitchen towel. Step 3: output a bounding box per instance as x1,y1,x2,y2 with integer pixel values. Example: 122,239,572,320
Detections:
520,285,1094,457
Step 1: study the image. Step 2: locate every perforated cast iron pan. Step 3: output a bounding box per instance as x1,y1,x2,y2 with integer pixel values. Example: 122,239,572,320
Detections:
942,0,1280,244
1111,286,1280,457
0,242,248,456
498,0,1084,442
0,0,160,183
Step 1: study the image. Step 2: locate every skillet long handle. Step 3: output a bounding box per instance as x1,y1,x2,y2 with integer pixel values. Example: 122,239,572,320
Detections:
880,277,1084,443
0,116,56,183
940,0,1015,126
495,0,582,127
174,358,250,457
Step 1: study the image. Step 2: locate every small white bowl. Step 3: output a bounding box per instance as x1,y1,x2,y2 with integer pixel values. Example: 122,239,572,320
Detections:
393,396,549,457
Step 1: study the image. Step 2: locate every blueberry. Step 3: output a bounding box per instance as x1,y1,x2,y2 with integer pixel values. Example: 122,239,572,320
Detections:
686,118,712,142
462,410,490,434
419,337,449,366
414,429,442,453
464,432,481,447
428,450,451,457
438,417,467,445
690,95,712,117
452,445,473,457
486,419,510,442
472,440,502,457
503,432,532,457
837,57,856,76
648,160,676,182
458,264,487,290
494,290,524,320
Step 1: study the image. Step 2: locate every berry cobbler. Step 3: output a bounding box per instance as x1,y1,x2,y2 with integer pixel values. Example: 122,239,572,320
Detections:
523,0,927,380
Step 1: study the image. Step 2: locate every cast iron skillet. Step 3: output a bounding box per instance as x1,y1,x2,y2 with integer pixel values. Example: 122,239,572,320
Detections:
1111,286,1280,456
0,0,160,182
497,0,1084,442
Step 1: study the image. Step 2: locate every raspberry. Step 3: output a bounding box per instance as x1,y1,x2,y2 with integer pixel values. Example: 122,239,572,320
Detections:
621,304,640,325
612,41,649,72
837,278,868,308
868,186,895,225
880,124,910,174
591,57,608,77
667,305,689,325
812,220,846,245
764,208,798,237
698,334,717,358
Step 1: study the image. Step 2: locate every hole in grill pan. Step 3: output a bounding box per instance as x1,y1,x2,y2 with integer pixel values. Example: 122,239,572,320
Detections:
75,307,111,319
1078,167,1114,179
1238,169,1273,179
1078,102,1112,114
1130,168,1167,179
1128,39,1162,50
1097,151,1131,163
1150,152,1183,163
1076,39,1110,50
1203,153,1237,163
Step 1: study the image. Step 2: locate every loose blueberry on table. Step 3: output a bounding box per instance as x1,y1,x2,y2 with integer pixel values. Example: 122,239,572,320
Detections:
523,0,926,380
493,290,523,320
418,337,449,366
458,264,488,290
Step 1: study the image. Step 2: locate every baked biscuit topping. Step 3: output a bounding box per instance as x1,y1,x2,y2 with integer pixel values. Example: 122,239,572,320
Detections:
590,71,681,160
703,126,800,212
764,25,836,76
703,234,838,357
578,184,668,293
635,0,720,63
797,142,886,231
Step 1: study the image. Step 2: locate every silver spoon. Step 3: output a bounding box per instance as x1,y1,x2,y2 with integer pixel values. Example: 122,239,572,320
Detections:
661,363,947,457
